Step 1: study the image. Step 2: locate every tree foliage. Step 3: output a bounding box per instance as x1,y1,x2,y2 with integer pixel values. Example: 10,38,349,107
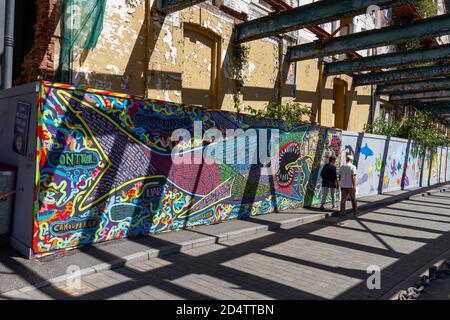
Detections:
364,111,450,148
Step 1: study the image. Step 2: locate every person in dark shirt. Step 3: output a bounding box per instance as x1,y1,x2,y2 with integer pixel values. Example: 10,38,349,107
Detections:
320,155,338,211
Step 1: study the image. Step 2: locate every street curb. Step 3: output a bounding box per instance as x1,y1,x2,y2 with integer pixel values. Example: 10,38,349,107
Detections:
6,183,450,296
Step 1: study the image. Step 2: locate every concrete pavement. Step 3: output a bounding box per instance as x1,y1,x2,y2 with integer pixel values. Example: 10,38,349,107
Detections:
1,183,450,299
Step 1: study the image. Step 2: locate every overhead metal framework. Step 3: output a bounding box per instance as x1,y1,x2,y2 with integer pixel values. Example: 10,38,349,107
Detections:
288,13,450,62
403,98,450,105
390,90,450,102
158,0,450,125
353,64,450,87
234,0,406,43
419,101,450,109
377,78,450,95
159,0,206,14
262,0,364,60
324,44,450,75
427,106,450,117
415,102,450,123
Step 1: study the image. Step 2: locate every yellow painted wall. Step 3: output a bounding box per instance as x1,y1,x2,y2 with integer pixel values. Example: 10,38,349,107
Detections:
69,0,372,132
294,59,372,131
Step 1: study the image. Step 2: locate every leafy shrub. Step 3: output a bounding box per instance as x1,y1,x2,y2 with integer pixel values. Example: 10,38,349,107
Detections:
244,102,311,123
364,111,450,148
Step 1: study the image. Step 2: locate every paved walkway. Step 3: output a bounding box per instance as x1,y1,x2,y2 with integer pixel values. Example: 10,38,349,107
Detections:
1,184,450,300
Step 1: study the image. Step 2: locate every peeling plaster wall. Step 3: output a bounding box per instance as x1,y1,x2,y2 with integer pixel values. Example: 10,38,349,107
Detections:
21,0,373,132
239,38,279,110
295,59,371,131
71,0,148,95
147,4,281,111
65,0,289,111
321,75,371,131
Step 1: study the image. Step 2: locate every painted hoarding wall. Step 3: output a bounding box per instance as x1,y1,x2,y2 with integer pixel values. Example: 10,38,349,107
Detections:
446,148,450,182
341,132,386,197
34,82,341,255
341,132,449,197
404,143,424,189
383,138,408,193
422,148,431,187
430,148,440,186
439,147,446,183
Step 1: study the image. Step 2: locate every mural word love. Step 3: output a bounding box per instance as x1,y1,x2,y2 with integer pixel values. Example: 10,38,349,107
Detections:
171,121,281,166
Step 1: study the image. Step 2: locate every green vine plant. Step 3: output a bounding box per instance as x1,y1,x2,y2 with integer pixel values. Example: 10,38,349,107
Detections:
231,44,311,123
364,110,450,148
232,44,250,113
244,102,312,123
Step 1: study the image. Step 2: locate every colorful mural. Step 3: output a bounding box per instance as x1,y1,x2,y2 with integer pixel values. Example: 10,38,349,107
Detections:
342,132,385,197
446,148,450,182
439,147,446,183
34,82,341,254
383,138,408,192
304,129,342,207
421,148,431,187
445,148,450,182
429,148,440,186
342,133,435,196
404,143,424,189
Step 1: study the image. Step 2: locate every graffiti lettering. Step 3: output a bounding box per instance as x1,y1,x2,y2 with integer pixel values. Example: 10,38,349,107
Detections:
49,151,98,168
51,218,98,235
133,112,191,133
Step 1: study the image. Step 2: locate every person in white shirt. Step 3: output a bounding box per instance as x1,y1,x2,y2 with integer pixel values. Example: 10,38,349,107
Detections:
339,155,358,217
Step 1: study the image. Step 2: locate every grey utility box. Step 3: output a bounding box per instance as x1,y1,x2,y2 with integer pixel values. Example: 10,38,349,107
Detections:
0,164,16,243
0,82,39,258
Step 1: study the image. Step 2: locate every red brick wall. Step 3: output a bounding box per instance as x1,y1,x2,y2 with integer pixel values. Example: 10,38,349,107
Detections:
15,0,61,85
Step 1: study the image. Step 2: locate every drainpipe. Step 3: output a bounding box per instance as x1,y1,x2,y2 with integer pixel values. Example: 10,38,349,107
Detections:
2,0,15,89
0,1,5,89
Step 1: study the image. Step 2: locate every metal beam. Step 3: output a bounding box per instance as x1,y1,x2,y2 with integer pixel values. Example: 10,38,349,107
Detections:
234,0,406,43
403,98,450,105
420,105,450,121
421,102,450,108
324,44,450,75
390,90,450,101
377,78,450,95
288,14,450,62
159,0,206,14
353,64,450,86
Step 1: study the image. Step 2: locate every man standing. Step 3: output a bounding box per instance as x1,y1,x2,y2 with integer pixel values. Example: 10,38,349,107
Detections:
320,156,338,211
339,155,358,217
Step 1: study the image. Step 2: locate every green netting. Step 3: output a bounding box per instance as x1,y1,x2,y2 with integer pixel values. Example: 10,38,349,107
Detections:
57,0,106,83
